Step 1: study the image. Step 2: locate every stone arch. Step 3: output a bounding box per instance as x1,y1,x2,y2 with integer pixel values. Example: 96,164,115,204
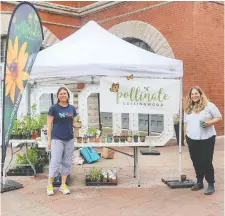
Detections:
1,13,60,47
109,20,175,58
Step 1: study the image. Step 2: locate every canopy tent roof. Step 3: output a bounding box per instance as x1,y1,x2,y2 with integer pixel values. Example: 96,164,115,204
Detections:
30,21,183,83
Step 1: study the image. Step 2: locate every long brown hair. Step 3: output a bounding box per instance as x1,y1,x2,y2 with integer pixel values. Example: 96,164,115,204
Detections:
184,86,208,114
57,87,70,104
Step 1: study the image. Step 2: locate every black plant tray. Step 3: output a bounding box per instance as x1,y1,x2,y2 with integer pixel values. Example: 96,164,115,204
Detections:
53,174,71,187
162,178,194,189
7,167,34,176
85,178,117,186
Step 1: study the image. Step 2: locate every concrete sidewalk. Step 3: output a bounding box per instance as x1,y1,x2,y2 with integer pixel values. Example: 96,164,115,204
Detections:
1,137,224,216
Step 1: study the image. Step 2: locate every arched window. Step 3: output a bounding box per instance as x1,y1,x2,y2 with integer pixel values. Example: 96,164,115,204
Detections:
123,37,155,53
122,37,164,133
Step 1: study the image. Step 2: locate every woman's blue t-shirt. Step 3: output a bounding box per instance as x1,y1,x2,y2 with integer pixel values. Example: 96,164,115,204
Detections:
48,104,77,141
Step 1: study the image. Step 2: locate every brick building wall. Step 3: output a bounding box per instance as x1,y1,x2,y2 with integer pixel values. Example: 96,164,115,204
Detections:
0,1,224,134
81,1,224,134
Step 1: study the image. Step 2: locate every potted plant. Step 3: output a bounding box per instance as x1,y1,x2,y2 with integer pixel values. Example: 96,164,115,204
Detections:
120,132,126,143
113,131,120,143
127,130,133,142
7,144,49,175
101,135,106,143
83,134,88,143
77,137,83,143
139,132,146,142
86,167,103,184
106,134,113,143
36,148,49,173
133,132,139,143
87,128,101,142
173,113,184,146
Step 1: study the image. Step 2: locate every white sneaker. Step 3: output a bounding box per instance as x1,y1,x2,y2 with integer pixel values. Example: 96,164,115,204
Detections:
47,185,54,196
59,184,70,195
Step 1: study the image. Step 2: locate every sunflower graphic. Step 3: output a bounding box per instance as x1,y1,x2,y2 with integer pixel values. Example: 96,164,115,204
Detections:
5,36,29,103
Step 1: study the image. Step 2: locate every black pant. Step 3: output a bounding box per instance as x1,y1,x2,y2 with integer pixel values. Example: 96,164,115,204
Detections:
186,135,216,183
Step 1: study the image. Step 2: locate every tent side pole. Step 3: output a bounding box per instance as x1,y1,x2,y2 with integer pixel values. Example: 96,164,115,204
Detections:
97,93,102,131
178,77,183,176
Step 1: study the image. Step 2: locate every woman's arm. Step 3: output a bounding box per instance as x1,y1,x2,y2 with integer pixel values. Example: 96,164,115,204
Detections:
204,117,222,127
47,116,54,148
184,123,187,138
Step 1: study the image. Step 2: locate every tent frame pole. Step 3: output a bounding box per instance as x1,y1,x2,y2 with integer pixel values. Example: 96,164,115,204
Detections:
178,77,183,176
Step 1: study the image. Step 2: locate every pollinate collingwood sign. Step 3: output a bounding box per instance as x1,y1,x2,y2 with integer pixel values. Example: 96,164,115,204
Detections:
100,77,181,114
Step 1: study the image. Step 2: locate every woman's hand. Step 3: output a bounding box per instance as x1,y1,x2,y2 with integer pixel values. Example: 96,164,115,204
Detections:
203,121,210,128
48,140,52,150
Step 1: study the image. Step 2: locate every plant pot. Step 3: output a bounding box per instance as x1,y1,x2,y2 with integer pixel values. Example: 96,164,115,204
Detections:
140,136,146,142
32,133,37,140
107,136,112,143
133,135,139,143
83,137,88,143
113,136,120,143
89,137,96,142
77,137,83,143
95,137,100,143
127,136,132,142
174,124,184,146
101,136,106,143
120,136,126,143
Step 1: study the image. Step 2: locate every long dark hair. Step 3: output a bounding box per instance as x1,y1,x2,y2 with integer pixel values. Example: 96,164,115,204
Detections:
57,87,70,104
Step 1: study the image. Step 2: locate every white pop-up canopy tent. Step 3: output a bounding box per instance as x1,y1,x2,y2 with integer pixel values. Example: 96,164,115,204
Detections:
30,21,183,83
30,21,185,182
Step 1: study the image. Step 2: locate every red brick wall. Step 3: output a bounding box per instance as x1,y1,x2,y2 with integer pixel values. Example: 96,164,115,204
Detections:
80,1,224,134
1,2,79,39
1,1,223,133
192,2,224,134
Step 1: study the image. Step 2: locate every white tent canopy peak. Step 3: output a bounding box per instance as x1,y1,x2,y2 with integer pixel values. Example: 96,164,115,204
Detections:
31,20,183,83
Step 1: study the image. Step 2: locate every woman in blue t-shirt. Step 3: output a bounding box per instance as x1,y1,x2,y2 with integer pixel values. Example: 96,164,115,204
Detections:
184,86,222,195
46,87,77,196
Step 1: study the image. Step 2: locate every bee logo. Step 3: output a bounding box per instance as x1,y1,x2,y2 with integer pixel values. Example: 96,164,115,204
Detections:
127,74,133,80
110,83,119,92
59,113,66,118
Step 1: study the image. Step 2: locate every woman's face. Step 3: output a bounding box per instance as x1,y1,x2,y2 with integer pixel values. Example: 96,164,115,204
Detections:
191,88,201,102
58,89,68,103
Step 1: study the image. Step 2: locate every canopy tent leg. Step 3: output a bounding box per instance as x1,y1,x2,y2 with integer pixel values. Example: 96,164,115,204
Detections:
161,77,194,189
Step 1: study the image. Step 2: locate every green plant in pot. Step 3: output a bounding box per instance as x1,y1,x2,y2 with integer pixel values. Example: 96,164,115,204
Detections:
29,104,45,139
173,113,184,146
86,167,103,182
83,134,88,143
106,134,113,143
87,127,97,142
113,131,120,143
15,144,48,174
139,131,146,143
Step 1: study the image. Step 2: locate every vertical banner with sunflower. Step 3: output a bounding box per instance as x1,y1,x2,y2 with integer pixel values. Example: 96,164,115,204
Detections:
1,2,44,169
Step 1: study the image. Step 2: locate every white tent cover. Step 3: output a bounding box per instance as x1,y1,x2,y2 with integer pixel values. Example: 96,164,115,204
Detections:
31,21,183,83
